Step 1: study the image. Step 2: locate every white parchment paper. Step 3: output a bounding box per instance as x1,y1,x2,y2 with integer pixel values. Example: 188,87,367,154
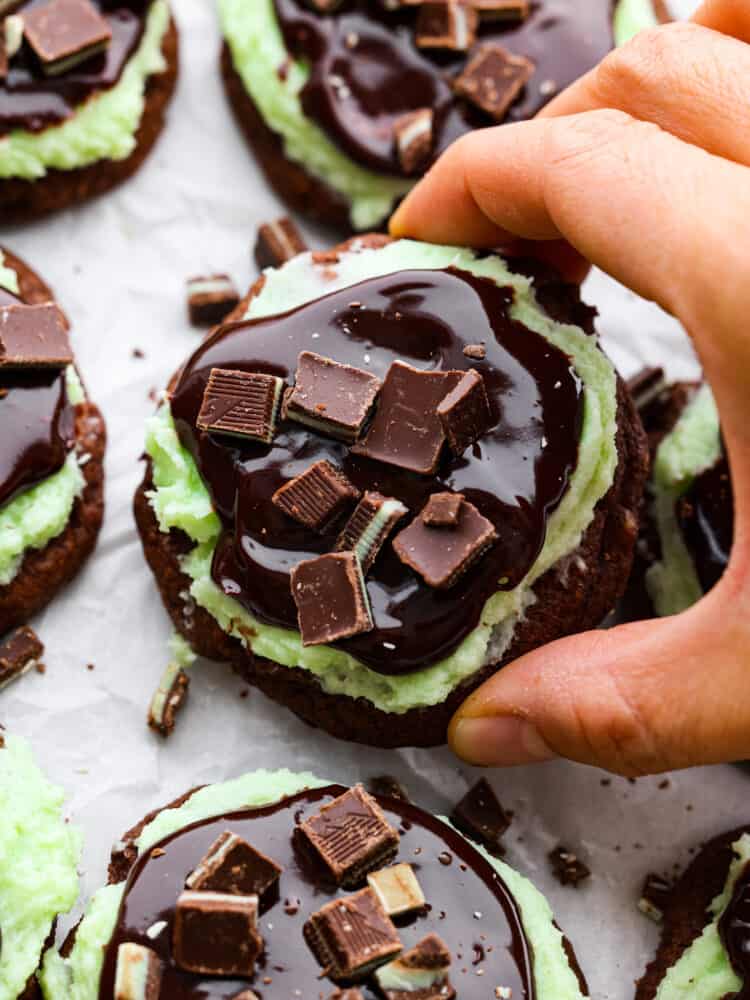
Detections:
2,2,742,997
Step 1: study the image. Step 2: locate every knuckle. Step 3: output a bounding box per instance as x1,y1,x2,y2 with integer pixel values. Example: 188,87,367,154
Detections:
543,109,658,175
564,667,663,777
595,22,704,100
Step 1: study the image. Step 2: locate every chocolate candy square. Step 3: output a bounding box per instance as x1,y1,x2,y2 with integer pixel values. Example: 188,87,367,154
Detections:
450,778,512,855
114,942,162,1000
186,274,240,327
421,492,464,528
0,625,43,689
291,552,373,646
367,863,425,917
453,43,535,122
394,108,434,174
304,887,402,981
173,890,262,976
467,0,529,20
351,362,462,475
375,934,454,1000
437,368,492,454
197,368,283,444
284,351,382,443
272,460,360,532
393,498,498,589
300,785,399,886
147,661,189,738
185,831,282,900
23,0,112,76
255,217,308,270
415,2,478,51
335,491,408,575
0,303,72,369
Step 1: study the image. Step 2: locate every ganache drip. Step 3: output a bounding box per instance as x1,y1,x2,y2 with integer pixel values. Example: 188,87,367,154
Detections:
169,265,584,674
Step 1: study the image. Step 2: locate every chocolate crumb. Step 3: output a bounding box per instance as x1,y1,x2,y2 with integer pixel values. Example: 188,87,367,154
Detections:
548,846,591,888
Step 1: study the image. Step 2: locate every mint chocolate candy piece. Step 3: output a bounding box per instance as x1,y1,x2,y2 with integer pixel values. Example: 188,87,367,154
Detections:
197,368,283,444
173,890,262,975
304,887,402,981
466,0,529,20
272,460,360,532
351,361,462,475
185,831,282,899
114,942,163,1000
394,108,434,174
421,492,464,528
335,491,408,574
451,778,512,855
437,369,493,454
0,303,72,369
376,933,454,1000
186,275,240,327
453,43,535,122
147,661,189,738
393,499,497,589
284,351,382,443
255,217,308,270
291,552,373,646
415,2,478,51
299,785,399,886
0,625,44,689
23,0,112,76
548,845,591,888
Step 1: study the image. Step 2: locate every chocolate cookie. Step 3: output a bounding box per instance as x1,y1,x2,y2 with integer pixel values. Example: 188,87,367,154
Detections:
0,1,178,223
53,772,589,999
636,826,750,999
0,248,105,635
134,234,648,747
219,0,656,233
0,731,81,1000
625,371,731,619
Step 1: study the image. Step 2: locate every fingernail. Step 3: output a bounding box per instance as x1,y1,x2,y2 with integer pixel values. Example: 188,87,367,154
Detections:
450,717,557,767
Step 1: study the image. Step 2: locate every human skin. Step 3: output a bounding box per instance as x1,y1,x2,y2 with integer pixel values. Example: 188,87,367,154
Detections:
390,0,750,777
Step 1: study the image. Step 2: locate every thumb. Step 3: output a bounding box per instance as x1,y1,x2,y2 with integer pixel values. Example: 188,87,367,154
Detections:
448,577,750,776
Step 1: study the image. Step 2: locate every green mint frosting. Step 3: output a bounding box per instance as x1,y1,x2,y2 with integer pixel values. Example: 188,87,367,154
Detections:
144,239,618,715
40,771,587,999
0,0,170,180
653,834,750,998
646,384,722,616
219,0,656,230
0,734,81,1000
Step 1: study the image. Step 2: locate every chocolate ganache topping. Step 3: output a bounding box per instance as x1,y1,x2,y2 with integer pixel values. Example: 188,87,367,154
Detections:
170,265,584,673
0,0,150,137
0,283,75,509
272,0,615,177
719,860,750,1000
97,785,538,999
676,451,734,594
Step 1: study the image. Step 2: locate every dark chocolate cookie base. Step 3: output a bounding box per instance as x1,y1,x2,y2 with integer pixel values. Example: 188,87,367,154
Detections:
133,235,648,747
220,42,363,234
0,17,178,224
0,250,106,635
636,825,750,999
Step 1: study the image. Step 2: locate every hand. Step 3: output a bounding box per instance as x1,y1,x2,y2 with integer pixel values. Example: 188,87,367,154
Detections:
390,0,750,777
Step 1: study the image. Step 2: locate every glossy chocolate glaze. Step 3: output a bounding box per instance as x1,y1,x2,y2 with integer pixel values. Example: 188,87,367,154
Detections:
718,860,750,999
169,266,583,674
0,0,148,136
676,454,733,594
98,785,535,999
0,284,74,509
273,0,614,176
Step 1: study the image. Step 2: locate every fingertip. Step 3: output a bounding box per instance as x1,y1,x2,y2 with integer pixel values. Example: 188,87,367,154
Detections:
449,715,558,768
